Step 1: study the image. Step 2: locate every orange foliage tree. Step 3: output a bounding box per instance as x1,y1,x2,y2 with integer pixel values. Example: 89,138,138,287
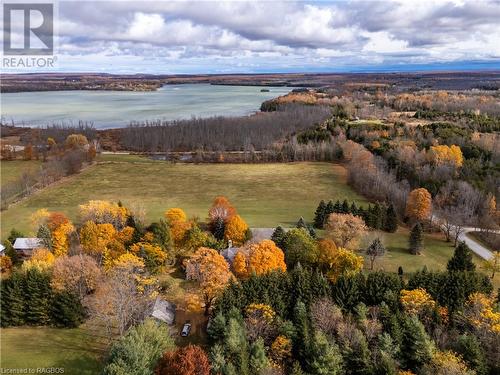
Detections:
165,208,192,246
405,188,432,222
156,345,211,375
224,214,249,246
185,247,233,315
208,196,236,223
52,222,74,257
325,213,367,250
51,254,101,299
234,240,286,278
317,238,338,270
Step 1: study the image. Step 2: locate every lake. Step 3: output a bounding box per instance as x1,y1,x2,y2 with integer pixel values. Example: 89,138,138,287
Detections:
0,84,291,129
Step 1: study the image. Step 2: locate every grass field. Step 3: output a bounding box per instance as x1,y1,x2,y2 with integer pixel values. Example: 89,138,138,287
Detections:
0,326,106,374
0,155,367,238
0,160,41,188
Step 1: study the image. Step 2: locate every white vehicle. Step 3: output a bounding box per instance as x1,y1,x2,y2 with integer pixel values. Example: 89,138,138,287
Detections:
181,322,192,337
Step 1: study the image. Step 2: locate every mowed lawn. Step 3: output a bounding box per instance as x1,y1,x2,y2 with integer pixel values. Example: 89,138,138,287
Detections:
0,156,367,238
0,326,106,374
0,160,41,188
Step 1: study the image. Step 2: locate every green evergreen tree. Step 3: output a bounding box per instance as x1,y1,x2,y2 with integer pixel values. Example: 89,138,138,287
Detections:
341,199,350,214
453,334,488,375
51,291,85,328
331,274,363,311
384,204,398,232
24,269,52,325
3,240,19,265
250,338,269,373
148,219,171,250
409,223,424,255
271,226,286,249
0,272,26,327
400,316,435,371
343,329,372,375
207,312,227,343
225,318,249,375
293,300,311,367
212,217,226,241
36,225,52,250
350,202,358,216
209,344,227,375
7,228,24,244
126,214,144,245
447,242,476,272
372,203,384,229
313,200,327,229
307,331,343,375
326,200,335,217
296,217,307,229
333,200,342,213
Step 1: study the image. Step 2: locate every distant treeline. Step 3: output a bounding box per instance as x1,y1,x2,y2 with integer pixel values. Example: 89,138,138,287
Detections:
119,104,332,152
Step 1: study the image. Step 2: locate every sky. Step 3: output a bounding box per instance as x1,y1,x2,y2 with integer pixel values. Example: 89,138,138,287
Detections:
2,0,500,73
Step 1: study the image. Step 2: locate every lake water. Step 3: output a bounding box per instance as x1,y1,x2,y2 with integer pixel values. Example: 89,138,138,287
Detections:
0,84,291,129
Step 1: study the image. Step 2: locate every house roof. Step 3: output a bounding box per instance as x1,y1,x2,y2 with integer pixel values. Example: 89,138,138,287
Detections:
221,246,239,263
13,238,43,250
0,244,5,253
151,297,176,325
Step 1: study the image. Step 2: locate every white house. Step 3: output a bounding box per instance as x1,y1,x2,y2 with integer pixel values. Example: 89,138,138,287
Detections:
13,238,43,257
151,297,176,325
0,244,5,256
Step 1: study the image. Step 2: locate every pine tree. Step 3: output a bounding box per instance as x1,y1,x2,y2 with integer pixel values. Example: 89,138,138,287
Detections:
333,200,342,213
447,242,476,272
453,334,488,375
350,202,358,216
3,240,19,265
341,199,350,214
400,316,435,371
24,269,52,325
409,223,424,255
148,219,171,250
7,228,24,244
249,338,269,373
271,226,286,249
36,225,53,250
296,217,307,229
51,291,85,327
384,204,398,233
313,200,327,229
293,300,311,366
372,203,384,229
326,200,335,217
307,331,343,375
212,217,225,241
207,312,226,343
0,272,26,327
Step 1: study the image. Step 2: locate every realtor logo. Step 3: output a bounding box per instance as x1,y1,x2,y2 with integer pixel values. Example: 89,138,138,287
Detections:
3,3,54,55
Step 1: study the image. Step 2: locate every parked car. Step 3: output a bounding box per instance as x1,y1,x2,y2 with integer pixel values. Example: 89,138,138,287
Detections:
181,322,192,337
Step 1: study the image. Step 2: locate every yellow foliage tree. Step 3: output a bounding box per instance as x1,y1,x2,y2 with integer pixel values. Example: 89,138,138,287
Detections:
164,208,191,246
185,247,233,315
130,242,167,271
112,253,145,272
224,214,249,246
464,292,500,333
246,303,276,322
271,335,292,363
0,256,13,273
317,238,338,270
326,247,364,282
325,213,367,250
400,288,436,315
65,134,88,149
30,208,50,230
424,351,474,375
80,221,117,255
429,144,464,167
79,200,128,229
52,222,74,257
22,248,55,272
405,188,432,222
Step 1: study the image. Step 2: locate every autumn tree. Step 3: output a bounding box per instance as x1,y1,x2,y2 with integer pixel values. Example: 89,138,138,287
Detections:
234,240,286,278
23,144,33,160
185,247,233,315
79,200,128,229
208,196,236,224
51,254,101,300
65,134,88,149
326,247,364,282
423,350,475,375
482,251,500,279
130,241,167,273
156,345,211,375
52,222,74,257
366,238,386,270
21,248,55,272
400,288,436,316
429,144,464,167
326,213,367,250
405,188,432,223
164,208,191,246
0,256,13,273
224,214,249,246
317,238,338,271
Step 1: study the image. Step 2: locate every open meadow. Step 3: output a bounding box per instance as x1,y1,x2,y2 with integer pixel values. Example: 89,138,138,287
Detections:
0,155,367,238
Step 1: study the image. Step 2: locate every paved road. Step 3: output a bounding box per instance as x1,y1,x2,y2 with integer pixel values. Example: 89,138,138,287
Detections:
457,227,496,260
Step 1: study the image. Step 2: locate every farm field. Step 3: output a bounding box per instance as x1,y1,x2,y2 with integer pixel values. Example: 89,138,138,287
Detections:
0,326,106,374
0,156,368,238
0,160,41,188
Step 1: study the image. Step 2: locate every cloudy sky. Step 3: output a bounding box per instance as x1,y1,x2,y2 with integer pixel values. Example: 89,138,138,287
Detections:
4,0,500,73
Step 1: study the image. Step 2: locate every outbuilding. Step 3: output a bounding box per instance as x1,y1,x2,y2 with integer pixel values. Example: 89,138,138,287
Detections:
12,238,43,257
